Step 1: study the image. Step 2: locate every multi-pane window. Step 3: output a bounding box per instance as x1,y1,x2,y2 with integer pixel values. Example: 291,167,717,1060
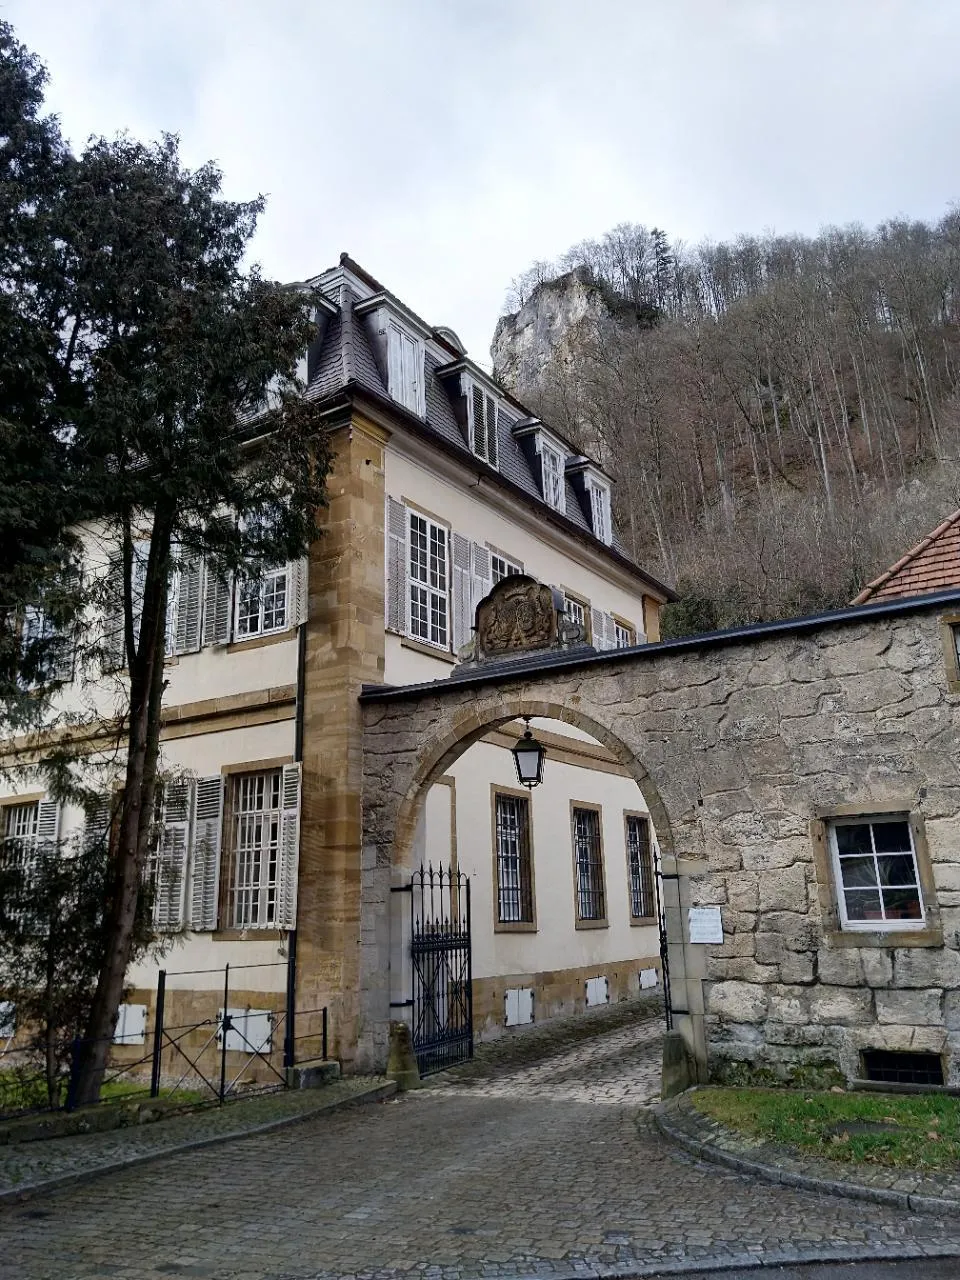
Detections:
2,803,38,874
235,567,288,639
230,771,282,928
829,816,924,930
626,814,655,919
589,482,612,544
614,621,635,649
564,596,588,639
572,806,606,922
409,512,449,648
495,793,534,924
540,442,565,511
491,553,522,584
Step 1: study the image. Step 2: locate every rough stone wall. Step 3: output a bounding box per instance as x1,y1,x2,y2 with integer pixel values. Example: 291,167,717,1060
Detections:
491,267,609,392
359,603,960,1081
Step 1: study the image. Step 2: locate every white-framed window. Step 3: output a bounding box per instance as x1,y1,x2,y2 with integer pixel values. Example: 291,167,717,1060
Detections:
467,381,499,467
564,595,589,640
2,802,39,874
387,321,424,417
409,511,449,649
491,552,522,584
230,771,283,929
540,440,566,512
234,566,289,639
588,481,613,545
828,815,925,931
614,621,635,648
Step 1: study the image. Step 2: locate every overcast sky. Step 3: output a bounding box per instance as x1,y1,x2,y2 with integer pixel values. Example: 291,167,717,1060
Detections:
7,1,960,365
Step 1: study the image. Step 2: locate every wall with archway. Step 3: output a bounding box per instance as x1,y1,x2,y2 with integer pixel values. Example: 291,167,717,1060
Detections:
358,594,960,1083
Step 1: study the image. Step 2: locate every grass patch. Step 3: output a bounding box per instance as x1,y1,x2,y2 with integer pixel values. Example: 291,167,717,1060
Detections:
692,1086,960,1171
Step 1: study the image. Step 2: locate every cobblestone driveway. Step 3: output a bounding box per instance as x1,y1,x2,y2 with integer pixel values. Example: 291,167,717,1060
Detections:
5,1004,960,1280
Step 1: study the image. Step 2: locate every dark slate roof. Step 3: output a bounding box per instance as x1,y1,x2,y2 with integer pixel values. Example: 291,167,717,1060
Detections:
304,264,671,596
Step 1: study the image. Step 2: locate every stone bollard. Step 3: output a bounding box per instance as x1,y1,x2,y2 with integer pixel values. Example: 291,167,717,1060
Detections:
661,1029,697,1098
386,1020,421,1091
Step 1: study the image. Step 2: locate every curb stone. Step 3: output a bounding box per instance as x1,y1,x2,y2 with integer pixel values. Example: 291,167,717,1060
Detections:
0,1078,396,1206
654,1091,960,1218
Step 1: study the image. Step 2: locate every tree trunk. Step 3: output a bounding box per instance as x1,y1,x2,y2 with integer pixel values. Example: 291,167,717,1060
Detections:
72,504,174,1105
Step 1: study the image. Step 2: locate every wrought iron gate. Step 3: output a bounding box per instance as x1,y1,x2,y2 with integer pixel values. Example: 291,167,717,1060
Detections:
409,863,473,1076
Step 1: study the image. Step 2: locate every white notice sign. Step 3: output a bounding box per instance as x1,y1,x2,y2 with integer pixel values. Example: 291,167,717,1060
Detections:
687,906,724,944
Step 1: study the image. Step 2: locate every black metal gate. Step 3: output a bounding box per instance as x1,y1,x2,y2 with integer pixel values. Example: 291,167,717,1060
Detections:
409,863,473,1076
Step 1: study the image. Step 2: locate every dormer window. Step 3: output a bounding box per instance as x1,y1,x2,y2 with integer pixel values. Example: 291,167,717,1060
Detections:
387,321,424,417
540,440,565,512
588,480,612,545
467,381,499,467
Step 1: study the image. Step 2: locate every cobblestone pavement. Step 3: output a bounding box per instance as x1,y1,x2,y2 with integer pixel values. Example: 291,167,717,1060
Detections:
5,1004,960,1280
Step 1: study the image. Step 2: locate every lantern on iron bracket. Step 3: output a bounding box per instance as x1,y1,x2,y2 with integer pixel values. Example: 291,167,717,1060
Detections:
511,717,546,789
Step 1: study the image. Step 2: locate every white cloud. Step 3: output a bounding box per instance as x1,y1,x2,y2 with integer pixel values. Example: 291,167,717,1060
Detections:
8,0,960,365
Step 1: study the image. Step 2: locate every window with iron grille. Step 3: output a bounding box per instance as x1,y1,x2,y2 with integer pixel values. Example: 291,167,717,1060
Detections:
491,553,522,584
409,511,449,648
828,815,924,930
230,771,282,928
626,814,655,919
2,802,38,878
572,806,606,922
495,792,534,924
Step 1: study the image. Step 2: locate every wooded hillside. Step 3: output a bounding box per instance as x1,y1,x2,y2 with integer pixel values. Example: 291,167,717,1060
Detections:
493,217,960,634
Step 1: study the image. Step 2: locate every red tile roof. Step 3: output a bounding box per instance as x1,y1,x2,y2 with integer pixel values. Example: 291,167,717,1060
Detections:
851,509,960,605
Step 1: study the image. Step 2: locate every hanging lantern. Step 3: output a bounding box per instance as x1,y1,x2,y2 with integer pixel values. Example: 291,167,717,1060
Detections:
511,717,546,789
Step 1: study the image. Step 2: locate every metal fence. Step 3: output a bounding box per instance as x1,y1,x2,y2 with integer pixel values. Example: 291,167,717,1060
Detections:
0,955,329,1121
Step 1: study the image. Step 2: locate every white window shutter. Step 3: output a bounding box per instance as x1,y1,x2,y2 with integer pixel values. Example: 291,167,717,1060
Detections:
190,776,224,930
173,554,204,654
388,325,402,401
154,780,191,931
202,563,233,646
592,608,616,651
289,556,309,626
277,762,301,930
485,394,499,466
36,799,60,848
385,497,407,633
102,559,127,671
451,533,473,653
471,543,492,614
82,795,113,854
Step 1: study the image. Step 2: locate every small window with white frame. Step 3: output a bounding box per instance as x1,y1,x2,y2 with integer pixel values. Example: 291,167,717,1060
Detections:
828,814,925,930
491,552,522,584
408,511,449,649
588,480,612,545
614,620,635,648
539,439,566,512
564,594,590,640
235,565,289,640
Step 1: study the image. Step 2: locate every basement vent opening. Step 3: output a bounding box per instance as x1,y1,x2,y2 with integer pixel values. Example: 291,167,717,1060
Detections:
861,1049,944,1086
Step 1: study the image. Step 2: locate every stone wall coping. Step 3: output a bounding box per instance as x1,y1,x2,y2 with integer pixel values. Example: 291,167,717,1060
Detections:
655,1089,960,1217
360,585,960,701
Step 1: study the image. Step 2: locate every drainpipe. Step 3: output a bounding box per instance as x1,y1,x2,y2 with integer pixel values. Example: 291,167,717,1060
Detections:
285,621,307,1074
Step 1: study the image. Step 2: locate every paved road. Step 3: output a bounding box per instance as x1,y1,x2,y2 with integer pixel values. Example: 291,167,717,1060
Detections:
658,1266,960,1279
5,1006,960,1279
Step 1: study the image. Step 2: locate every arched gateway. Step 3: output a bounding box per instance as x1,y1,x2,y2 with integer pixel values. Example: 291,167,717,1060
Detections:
358,586,960,1089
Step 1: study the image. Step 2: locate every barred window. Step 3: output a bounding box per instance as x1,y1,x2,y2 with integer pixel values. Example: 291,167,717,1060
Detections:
626,814,655,919
230,771,282,928
2,803,38,874
495,793,534,924
572,806,605,922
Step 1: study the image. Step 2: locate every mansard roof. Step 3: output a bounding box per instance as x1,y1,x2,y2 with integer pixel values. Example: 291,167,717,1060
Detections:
851,509,960,605
301,255,674,600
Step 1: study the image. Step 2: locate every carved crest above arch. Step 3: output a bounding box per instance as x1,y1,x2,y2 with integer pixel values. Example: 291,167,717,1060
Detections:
474,574,563,661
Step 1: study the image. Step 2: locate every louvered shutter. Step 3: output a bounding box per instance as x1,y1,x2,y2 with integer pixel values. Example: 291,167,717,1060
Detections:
276,762,301,929
451,533,473,653
289,557,309,626
154,780,191,931
36,799,60,849
51,563,80,682
172,554,204,655
190,776,224,930
82,795,113,854
485,395,499,467
102,559,126,671
470,385,485,458
385,497,407,633
591,608,616,651
202,563,233,646
471,543,492,615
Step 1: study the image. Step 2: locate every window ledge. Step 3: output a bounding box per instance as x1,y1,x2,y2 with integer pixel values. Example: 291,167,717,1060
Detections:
400,636,456,664
823,926,943,949
226,628,296,654
630,915,658,927
495,921,538,934
575,918,609,930
211,927,286,942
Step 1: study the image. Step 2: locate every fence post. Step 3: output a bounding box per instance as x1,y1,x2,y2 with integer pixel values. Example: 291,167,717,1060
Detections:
150,970,166,1098
322,1006,328,1061
283,930,297,1072
218,963,230,1106
65,1036,82,1112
